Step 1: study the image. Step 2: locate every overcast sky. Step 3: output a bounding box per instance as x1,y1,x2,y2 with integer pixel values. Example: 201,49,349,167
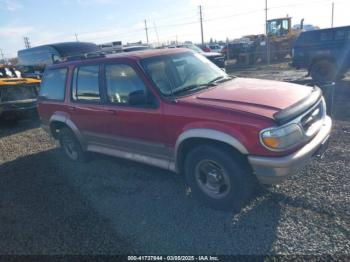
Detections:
0,0,349,57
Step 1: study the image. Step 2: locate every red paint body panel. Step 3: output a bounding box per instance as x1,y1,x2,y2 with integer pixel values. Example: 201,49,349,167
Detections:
190,78,313,119
38,49,314,159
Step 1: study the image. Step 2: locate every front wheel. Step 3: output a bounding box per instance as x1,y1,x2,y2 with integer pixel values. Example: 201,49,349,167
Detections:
184,145,257,211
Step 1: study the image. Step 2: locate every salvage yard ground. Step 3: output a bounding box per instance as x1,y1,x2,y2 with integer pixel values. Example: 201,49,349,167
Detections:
0,64,349,255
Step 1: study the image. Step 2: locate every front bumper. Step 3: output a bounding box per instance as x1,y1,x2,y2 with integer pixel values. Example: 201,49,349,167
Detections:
248,116,332,184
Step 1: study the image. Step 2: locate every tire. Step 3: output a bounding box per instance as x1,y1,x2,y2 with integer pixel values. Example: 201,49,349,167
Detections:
184,145,257,211
59,127,88,162
311,60,337,83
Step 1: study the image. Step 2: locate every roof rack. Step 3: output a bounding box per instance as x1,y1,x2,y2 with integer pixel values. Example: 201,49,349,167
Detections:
54,51,106,64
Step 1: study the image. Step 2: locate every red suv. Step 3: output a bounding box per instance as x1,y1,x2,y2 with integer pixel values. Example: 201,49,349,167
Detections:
38,49,332,210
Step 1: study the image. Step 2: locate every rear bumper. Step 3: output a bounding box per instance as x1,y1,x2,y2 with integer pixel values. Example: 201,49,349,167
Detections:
248,116,332,184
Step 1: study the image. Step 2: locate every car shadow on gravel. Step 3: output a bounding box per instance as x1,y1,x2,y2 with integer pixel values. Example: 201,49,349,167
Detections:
0,117,40,139
0,148,135,255
0,148,282,255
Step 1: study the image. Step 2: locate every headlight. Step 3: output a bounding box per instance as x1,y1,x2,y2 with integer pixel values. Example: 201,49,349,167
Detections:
260,123,304,151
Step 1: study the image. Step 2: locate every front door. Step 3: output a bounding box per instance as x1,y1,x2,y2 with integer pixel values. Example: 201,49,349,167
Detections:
100,63,172,161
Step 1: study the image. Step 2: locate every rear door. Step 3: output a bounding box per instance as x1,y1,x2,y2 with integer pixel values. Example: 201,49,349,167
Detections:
68,64,111,144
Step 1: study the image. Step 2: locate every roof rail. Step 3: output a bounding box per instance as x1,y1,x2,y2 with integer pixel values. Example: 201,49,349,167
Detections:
54,51,106,64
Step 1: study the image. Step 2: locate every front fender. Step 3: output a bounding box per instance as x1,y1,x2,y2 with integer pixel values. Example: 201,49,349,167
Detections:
173,128,249,172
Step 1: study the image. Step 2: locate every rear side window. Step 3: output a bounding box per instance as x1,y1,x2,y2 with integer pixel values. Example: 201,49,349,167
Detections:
72,65,100,102
39,68,67,100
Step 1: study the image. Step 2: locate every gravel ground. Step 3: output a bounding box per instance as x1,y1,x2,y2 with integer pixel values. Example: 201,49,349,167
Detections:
0,64,349,255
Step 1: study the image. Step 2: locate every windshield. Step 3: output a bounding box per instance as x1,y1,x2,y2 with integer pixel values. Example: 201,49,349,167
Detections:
141,52,228,97
267,19,289,36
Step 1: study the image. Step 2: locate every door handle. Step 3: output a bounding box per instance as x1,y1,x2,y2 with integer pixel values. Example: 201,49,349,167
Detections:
69,106,76,111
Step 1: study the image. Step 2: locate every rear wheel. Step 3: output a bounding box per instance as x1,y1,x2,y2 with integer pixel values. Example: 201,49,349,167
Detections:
184,145,257,211
311,60,337,83
59,127,88,162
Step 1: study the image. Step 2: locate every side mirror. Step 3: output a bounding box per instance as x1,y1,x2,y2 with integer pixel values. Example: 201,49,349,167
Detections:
128,90,147,106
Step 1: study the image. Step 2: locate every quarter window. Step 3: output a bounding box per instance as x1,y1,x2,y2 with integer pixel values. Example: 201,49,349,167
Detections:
105,64,148,106
72,65,100,102
39,68,67,100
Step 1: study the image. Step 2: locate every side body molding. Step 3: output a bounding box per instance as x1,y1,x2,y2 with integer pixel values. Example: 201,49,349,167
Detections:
49,114,86,148
173,128,249,172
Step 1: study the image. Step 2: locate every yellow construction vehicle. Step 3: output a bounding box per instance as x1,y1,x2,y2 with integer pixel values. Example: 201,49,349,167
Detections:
0,64,40,121
263,17,303,61
226,17,318,65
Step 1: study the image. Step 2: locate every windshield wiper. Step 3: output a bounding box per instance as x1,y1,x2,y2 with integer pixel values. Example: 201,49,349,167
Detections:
208,75,233,85
172,82,217,95
172,75,234,96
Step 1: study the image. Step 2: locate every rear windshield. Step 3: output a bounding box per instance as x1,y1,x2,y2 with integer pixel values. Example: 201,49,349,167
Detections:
39,68,67,101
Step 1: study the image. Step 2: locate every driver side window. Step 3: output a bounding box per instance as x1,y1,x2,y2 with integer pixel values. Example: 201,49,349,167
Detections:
105,64,149,107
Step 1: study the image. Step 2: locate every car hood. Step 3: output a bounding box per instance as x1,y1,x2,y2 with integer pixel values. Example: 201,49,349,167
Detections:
179,77,315,120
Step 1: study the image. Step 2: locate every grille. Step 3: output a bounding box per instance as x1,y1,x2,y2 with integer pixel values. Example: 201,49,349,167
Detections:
300,101,325,135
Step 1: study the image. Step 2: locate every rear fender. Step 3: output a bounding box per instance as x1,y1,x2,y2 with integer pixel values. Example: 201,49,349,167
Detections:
49,113,86,149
